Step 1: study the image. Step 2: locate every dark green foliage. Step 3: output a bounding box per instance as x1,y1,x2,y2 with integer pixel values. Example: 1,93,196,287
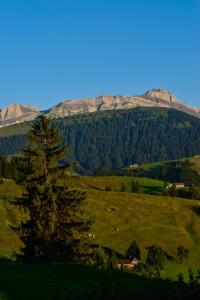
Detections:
0,156,12,178
96,246,125,268
0,176,4,184
12,115,96,263
0,263,198,300
177,246,189,263
146,244,166,277
126,240,141,259
177,272,185,284
188,186,200,200
188,268,200,298
177,269,200,299
0,156,20,179
1,108,200,174
131,178,140,193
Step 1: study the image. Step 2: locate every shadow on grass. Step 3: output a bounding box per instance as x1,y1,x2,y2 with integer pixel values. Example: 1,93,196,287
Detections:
0,262,198,300
87,185,103,191
187,205,200,216
141,185,163,195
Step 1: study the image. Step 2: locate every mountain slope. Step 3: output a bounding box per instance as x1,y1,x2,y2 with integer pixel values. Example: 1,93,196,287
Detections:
0,107,200,173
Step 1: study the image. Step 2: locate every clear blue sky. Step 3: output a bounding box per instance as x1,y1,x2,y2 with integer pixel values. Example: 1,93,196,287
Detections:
0,0,199,110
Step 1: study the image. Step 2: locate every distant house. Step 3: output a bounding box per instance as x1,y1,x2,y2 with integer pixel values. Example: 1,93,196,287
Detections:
129,164,139,168
175,183,185,189
167,183,185,189
116,258,139,270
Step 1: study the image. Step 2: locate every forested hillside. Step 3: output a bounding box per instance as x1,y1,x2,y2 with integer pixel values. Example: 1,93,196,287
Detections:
0,107,200,174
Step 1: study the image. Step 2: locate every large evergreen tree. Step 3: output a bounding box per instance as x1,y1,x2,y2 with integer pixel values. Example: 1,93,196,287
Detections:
13,115,97,263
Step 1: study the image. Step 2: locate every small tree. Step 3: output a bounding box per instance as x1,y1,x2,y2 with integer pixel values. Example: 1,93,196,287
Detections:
131,178,140,193
126,240,141,259
146,244,165,277
0,177,4,184
177,245,189,263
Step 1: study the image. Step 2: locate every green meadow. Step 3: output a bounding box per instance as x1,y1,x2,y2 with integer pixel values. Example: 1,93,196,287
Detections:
0,176,200,281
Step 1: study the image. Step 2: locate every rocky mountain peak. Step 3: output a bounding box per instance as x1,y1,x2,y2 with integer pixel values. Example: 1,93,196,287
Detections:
0,103,39,127
144,88,180,103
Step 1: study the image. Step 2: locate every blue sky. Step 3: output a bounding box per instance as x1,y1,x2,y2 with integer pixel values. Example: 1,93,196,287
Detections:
0,0,199,110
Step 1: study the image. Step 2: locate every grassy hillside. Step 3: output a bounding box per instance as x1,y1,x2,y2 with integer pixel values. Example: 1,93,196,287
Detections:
0,122,31,138
72,176,165,194
189,156,200,174
0,180,23,258
0,176,200,280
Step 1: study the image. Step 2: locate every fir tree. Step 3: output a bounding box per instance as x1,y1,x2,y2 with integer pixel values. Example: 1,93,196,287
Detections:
12,115,97,263
126,240,141,259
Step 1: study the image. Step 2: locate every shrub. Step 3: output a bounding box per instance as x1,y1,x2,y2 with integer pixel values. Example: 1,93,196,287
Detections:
146,244,166,277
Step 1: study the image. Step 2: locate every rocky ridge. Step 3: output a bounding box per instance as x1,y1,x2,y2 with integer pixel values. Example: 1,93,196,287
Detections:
0,89,199,127
0,104,39,128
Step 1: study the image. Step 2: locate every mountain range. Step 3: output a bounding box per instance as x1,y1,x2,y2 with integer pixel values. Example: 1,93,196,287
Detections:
1,106,200,174
0,88,199,128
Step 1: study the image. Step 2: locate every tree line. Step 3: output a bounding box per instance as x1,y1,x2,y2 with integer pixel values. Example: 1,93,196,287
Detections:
0,107,200,174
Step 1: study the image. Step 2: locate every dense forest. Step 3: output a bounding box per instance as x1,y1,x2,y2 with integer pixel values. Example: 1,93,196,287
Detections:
0,107,200,174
